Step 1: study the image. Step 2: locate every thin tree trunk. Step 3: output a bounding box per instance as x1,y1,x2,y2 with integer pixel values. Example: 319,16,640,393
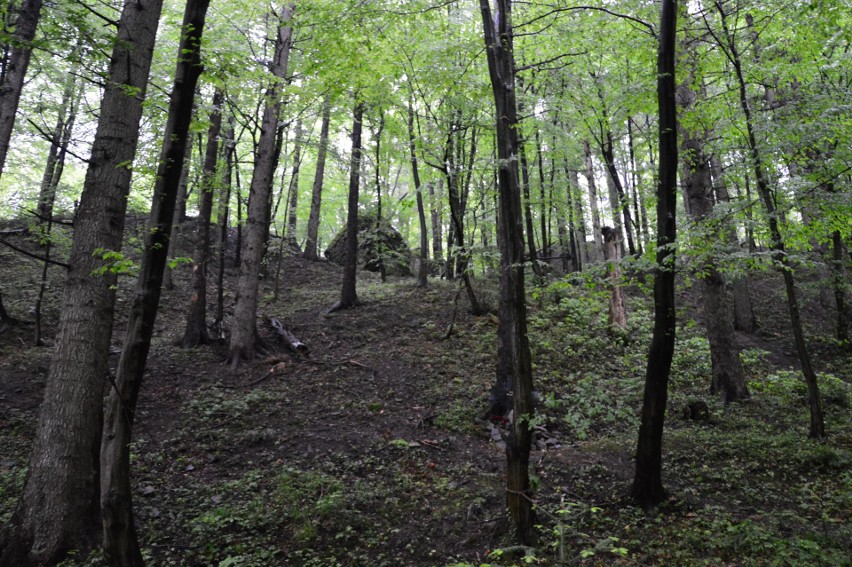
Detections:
583,139,604,262
632,0,677,510
0,0,42,178
372,111,387,282
627,117,644,255
214,118,235,336
430,177,443,265
228,4,295,366
716,0,824,437
286,119,302,246
304,95,330,260
163,141,193,291
831,230,847,342
408,103,428,287
519,139,541,276
535,130,549,258
330,100,364,311
181,88,223,348
569,168,587,270
601,130,637,256
2,0,164,563
480,0,536,546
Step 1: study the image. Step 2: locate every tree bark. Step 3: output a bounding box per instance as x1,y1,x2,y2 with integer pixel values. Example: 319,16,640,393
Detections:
677,76,748,402
162,140,193,291
408,103,428,287
480,0,536,546
430,177,443,265
519,137,541,276
2,0,164,563
100,1,208,563
601,130,637,257
632,0,677,510
602,226,627,330
583,139,604,262
181,88,224,348
304,95,330,260
710,155,758,333
0,0,41,178
228,4,295,366
285,118,302,246
330,100,364,312
214,118,235,337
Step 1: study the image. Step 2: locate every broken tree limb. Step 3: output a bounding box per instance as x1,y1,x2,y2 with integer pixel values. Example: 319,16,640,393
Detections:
269,317,309,355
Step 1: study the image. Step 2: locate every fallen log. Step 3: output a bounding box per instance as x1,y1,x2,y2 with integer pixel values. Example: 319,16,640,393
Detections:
269,317,309,356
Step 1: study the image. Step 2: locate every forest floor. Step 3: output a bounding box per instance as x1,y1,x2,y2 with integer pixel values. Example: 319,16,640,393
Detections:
1,220,850,566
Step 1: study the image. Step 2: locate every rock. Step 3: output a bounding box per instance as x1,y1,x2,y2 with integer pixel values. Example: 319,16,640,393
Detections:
324,211,412,276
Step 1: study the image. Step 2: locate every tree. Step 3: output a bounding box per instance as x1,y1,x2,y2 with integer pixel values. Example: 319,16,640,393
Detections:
710,0,824,437
303,95,331,260
329,99,364,312
408,101,428,287
181,88,224,349
0,0,42,178
228,4,295,366
632,0,677,510
100,0,210,562
480,0,536,546
1,0,165,562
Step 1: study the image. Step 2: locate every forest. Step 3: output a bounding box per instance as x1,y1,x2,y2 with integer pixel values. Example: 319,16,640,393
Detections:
0,0,850,565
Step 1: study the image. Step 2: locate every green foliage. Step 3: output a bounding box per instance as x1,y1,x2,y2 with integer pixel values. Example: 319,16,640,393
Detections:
91,248,136,277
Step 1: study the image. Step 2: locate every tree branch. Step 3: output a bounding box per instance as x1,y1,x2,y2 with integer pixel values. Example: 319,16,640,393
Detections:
0,239,70,269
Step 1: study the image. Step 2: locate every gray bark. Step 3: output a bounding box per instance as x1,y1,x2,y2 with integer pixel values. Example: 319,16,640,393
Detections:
2,0,164,563
304,96,330,260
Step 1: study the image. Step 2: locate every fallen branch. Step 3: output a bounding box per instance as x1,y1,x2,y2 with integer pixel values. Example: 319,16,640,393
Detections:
269,317,309,355
0,238,70,269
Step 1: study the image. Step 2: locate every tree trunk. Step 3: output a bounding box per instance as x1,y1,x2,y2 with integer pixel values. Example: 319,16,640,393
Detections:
1,0,164,563
214,119,235,336
626,117,644,255
304,95,330,260
678,76,749,402
330,100,364,311
831,230,848,342
569,168,587,270
430,177,443,266
583,139,604,262
181,88,224,348
228,5,295,366
602,226,627,330
100,2,208,563
408,103,428,287
286,118,303,246
535,131,549,258
710,155,758,333
632,0,677,510
601,130,637,257
480,0,536,546
519,138,541,276
717,0,824,438
372,111,387,282
162,140,193,291
0,0,42,178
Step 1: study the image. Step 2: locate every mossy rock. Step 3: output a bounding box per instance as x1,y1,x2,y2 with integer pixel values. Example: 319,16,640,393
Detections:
324,212,411,276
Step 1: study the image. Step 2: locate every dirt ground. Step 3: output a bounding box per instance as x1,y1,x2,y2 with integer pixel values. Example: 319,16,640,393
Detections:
1,222,850,566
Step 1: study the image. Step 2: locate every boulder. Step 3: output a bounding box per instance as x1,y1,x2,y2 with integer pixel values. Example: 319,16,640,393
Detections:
324,212,411,276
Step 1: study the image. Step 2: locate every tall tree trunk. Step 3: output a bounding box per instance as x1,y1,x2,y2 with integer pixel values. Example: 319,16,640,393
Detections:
535,131,549,258
1,0,164,563
583,139,604,262
430,177,443,266
181,88,224,348
162,141,193,291
601,130,637,256
0,0,42,178
286,119,303,246
831,229,848,342
716,0,824,438
710,155,758,333
408,103,428,287
36,63,81,219
678,76,749,402
228,4,295,366
214,118,235,337
480,0,536,546
519,138,541,276
568,168,587,270
330,100,364,311
626,117,644,255
372,111,387,282
632,0,677,510
304,95,330,260
100,1,208,563
602,226,627,330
